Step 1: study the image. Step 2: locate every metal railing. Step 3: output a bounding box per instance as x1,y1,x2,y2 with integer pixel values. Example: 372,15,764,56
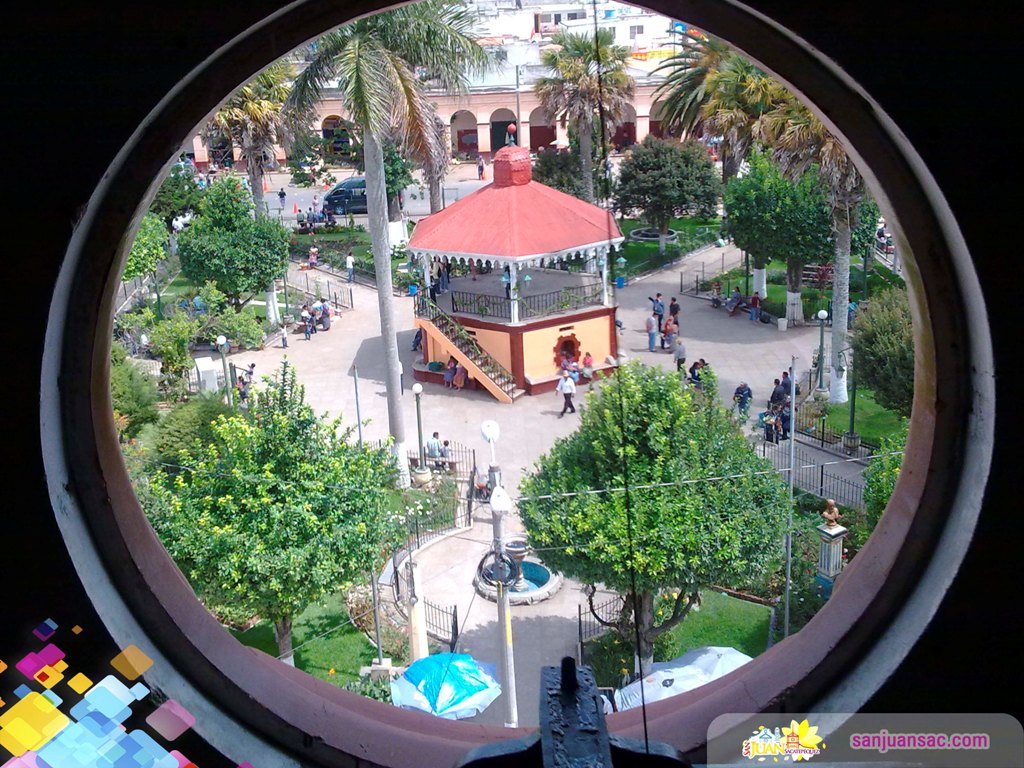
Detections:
793,409,878,456
414,296,517,397
289,261,355,311
450,290,512,320
519,282,604,319
757,438,867,510
390,551,460,651
679,248,745,294
577,593,626,665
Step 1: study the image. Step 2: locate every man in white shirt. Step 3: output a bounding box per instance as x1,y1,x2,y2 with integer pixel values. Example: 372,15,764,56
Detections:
346,251,355,283
556,370,577,418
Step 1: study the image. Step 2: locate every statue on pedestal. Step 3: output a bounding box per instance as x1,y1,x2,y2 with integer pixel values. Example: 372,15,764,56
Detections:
822,498,843,528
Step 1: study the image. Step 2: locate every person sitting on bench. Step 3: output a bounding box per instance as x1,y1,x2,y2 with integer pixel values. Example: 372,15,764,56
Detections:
726,286,743,315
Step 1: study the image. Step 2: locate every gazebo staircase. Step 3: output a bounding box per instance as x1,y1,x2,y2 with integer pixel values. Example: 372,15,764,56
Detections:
414,296,524,404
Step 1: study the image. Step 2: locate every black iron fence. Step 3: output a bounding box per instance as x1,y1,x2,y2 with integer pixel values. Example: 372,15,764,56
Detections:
519,282,604,319
758,438,866,510
287,264,355,312
577,593,625,665
449,281,605,322
678,248,745,295
793,409,879,456
390,551,460,651
369,439,477,486
450,290,511,320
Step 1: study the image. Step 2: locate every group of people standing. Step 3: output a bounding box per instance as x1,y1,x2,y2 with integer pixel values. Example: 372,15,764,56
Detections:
646,293,681,353
555,351,596,417
442,356,468,390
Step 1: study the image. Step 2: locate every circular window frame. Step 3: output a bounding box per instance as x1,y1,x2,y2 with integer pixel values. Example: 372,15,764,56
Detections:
40,1,993,766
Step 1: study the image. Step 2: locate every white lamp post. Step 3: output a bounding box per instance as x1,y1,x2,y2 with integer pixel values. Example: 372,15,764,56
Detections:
216,335,232,407
816,309,829,392
488,483,518,728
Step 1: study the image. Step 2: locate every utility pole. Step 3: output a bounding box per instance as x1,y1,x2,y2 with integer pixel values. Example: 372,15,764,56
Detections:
489,485,518,728
784,355,796,637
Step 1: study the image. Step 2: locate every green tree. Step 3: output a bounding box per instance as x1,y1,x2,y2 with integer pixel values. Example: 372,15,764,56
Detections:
614,137,721,253
176,177,289,310
851,288,914,416
518,362,789,674
861,420,909,550
535,29,634,203
287,0,489,486
124,212,168,282
210,62,292,217
147,362,401,663
531,147,586,199
724,149,832,322
110,344,159,440
153,395,234,470
150,165,206,229
148,308,202,402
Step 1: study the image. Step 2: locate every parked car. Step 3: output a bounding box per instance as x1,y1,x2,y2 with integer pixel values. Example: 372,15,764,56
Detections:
326,176,367,214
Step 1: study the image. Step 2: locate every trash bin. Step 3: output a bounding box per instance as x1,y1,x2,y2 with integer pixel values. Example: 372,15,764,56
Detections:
408,284,418,297
615,276,625,289
777,317,787,332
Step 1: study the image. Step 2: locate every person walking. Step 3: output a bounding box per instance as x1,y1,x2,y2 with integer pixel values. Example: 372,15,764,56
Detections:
749,291,761,322
648,293,666,332
673,338,687,372
733,381,753,419
668,296,680,326
277,188,286,209
661,314,677,350
556,370,577,417
645,312,658,353
769,378,787,408
477,155,485,180
346,250,355,283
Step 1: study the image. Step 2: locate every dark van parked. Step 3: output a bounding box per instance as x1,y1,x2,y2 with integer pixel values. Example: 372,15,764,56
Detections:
325,177,367,214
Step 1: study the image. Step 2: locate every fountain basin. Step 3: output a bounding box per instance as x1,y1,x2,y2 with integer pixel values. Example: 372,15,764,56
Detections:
473,556,564,605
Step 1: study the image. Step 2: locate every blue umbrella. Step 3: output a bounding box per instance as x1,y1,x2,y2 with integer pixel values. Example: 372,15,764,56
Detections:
391,653,501,720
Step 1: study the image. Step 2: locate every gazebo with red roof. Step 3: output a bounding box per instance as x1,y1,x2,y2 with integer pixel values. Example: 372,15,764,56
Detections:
408,145,624,402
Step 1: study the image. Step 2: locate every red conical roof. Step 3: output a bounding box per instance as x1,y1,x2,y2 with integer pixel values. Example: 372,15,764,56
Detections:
409,145,622,262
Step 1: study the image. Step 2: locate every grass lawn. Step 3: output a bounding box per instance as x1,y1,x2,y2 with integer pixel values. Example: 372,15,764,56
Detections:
615,217,719,276
584,590,772,688
230,592,378,686
825,388,905,445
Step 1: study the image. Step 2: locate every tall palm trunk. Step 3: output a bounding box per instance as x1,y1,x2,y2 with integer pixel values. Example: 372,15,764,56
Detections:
428,176,443,213
829,203,851,403
577,115,595,204
246,157,267,217
365,128,411,486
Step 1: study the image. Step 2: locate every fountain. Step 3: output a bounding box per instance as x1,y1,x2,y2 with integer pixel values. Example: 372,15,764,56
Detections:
474,535,563,606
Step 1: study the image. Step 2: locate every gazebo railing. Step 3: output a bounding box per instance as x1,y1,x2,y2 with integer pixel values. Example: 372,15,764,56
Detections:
519,282,604,319
450,290,512,320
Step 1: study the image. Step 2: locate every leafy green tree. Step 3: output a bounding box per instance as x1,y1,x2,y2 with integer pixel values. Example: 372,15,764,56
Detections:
531,148,586,199
124,212,168,282
147,362,401,663
535,29,634,203
150,165,205,229
851,288,914,416
176,177,289,310
153,395,234,470
110,344,159,440
724,148,832,321
614,137,721,253
148,308,202,401
861,420,909,550
287,0,489,486
518,362,789,674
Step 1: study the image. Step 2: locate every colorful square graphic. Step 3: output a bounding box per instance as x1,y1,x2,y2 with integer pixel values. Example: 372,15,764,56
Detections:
145,701,195,741
50,663,66,675
0,692,70,757
0,660,7,674
33,667,63,691
71,627,82,635
168,750,196,768
110,647,153,681
32,621,58,643
69,676,134,725
2,754,42,767
14,655,45,681
66,674,92,695
34,649,63,670
129,684,149,701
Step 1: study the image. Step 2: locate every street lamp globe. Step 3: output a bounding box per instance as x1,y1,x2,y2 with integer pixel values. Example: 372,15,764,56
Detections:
216,334,227,348
817,309,828,322
489,485,512,515
481,420,500,444
412,383,423,396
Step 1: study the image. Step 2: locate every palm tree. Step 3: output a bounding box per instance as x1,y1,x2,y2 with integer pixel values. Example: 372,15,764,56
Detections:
757,92,865,403
287,1,489,484
535,30,634,203
211,62,292,218
652,29,730,138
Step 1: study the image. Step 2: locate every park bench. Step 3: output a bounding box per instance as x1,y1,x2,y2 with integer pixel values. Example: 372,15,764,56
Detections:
409,455,459,474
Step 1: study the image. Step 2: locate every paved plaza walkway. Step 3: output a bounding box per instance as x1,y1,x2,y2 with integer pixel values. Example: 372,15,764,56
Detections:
227,243,865,727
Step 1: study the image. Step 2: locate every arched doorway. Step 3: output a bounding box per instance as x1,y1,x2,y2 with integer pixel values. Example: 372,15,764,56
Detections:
490,107,517,152
611,103,637,151
450,110,477,158
649,100,668,139
528,106,556,152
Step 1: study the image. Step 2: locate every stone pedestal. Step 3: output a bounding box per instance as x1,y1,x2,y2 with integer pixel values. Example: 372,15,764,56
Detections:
816,523,848,598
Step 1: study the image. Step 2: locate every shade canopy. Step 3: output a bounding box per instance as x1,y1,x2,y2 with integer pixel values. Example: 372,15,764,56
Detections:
409,145,623,267
390,653,501,720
